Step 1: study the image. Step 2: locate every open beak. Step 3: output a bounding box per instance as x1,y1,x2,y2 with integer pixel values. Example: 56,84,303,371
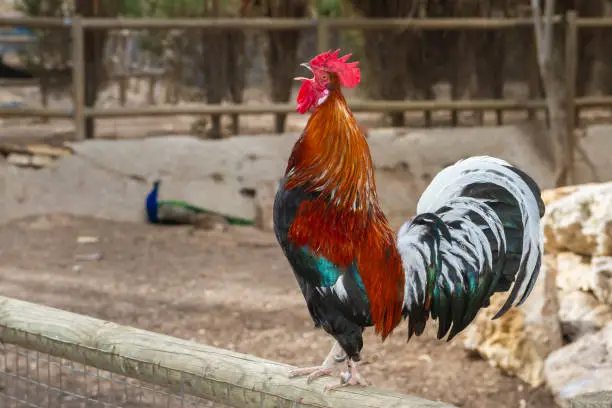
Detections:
300,63,313,72
294,63,313,81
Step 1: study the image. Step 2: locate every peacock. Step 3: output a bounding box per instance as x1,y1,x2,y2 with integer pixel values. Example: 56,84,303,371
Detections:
145,180,254,226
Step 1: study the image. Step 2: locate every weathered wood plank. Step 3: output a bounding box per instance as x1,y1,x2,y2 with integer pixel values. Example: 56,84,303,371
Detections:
0,296,454,408
82,99,547,118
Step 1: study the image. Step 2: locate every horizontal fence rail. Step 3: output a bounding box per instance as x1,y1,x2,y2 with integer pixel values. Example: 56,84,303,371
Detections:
1,12,612,184
83,100,547,118
0,296,455,408
0,107,72,118
80,16,564,30
0,15,611,122
0,17,69,28
0,97,605,119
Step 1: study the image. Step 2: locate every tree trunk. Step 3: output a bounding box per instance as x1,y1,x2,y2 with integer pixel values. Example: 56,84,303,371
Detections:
531,0,568,186
227,30,247,135
75,0,116,139
201,30,227,139
351,0,419,128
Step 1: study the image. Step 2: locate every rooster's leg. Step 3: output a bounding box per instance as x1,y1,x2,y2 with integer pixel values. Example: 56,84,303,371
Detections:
323,358,370,391
288,340,346,383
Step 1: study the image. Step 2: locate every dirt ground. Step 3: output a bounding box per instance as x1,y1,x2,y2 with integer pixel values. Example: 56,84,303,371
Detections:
0,214,555,408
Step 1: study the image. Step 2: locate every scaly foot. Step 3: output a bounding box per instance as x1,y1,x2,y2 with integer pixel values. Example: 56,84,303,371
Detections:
288,340,346,384
324,359,370,391
288,365,334,383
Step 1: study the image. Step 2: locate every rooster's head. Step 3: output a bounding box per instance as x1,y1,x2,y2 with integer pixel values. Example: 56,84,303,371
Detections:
294,49,361,114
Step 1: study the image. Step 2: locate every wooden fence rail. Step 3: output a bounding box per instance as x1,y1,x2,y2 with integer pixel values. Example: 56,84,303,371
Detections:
0,14,589,127
2,13,612,179
0,295,454,408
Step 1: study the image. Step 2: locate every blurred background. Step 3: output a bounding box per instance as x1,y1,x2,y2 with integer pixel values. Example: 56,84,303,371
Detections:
0,1,611,408
1,1,611,136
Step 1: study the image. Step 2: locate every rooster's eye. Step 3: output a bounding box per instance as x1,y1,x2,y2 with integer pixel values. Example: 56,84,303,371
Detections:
321,74,328,80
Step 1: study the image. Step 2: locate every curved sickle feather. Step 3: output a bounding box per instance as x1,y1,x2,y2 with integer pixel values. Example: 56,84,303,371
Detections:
398,156,545,340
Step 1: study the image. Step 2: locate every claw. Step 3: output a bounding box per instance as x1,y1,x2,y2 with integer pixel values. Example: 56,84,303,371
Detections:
288,365,334,383
287,340,346,384
323,359,370,392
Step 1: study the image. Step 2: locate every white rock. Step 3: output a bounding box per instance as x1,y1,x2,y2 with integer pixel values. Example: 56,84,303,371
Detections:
543,182,612,256
556,252,591,293
463,255,563,387
557,290,612,341
544,323,612,407
541,185,585,206
555,252,612,340
591,257,612,306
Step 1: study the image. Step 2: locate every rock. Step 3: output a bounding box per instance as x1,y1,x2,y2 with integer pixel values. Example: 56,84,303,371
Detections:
541,185,584,206
463,255,563,387
555,253,612,340
6,153,32,166
544,323,612,407
254,180,279,232
0,143,69,169
557,290,612,341
556,252,591,293
565,391,612,408
542,182,612,256
591,257,612,305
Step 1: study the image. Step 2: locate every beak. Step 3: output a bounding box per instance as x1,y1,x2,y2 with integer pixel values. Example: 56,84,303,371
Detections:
294,63,313,81
300,63,312,72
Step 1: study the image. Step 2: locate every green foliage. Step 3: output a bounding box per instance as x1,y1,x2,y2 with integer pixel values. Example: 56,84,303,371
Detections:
118,0,244,17
316,0,343,17
15,0,69,16
14,0,73,77
140,0,203,17
15,0,42,15
312,0,367,94
118,0,145,16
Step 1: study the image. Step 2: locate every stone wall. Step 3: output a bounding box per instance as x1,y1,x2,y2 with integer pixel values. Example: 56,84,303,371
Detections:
0,124,558,226
465,182,612,407
1,123,611,227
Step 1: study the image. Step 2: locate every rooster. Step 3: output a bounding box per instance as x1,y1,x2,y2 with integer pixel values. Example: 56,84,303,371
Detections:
273,49,545,391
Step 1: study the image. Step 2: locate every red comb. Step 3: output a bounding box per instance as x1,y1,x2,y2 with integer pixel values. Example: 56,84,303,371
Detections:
309,49,361,88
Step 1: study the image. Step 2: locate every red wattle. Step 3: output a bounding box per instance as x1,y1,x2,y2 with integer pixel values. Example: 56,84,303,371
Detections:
296,79,316,114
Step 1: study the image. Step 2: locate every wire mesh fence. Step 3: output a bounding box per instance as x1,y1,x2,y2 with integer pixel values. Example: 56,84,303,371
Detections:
0,296,441,408
0,343,222,408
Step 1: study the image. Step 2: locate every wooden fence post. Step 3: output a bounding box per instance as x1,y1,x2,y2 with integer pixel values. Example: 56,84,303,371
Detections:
71,15,86,141
564,10,578,185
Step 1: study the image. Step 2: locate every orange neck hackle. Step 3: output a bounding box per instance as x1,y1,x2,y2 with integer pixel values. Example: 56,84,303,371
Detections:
285,77,405,338
286,78,374,212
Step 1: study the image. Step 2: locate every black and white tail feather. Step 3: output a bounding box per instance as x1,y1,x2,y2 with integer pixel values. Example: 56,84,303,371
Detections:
396,156,545,341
